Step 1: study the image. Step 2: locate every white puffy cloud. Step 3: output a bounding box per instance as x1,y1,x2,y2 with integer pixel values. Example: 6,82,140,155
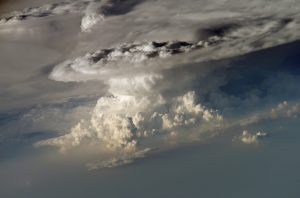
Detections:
238,130,268,144
32,96,298,152
81,1,105,32
35,90,223,151
269,101,300,119
239,101,300,126
81,12,105,32
34,121,92,152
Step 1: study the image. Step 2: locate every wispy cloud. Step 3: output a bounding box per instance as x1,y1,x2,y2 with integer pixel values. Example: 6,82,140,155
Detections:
86,147,158,170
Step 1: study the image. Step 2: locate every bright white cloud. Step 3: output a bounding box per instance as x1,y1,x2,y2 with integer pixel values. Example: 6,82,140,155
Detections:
81,1,106,32
35,90,223,151
49,40,212,82
238,130,268,144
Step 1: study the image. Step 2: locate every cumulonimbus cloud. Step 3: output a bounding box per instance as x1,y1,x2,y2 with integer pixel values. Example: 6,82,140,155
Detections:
35,90,223,152
5,0,296,169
